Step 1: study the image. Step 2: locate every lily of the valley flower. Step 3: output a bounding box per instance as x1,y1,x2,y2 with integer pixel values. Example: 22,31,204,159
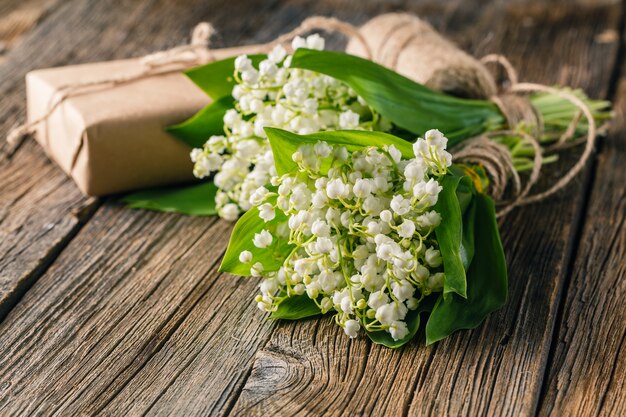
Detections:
191,34,382,220
244,131,452,341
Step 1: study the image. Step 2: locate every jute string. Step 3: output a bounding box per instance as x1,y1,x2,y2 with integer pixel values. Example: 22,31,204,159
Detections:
6,17,372,148
7,22,216,147
7,16,598,218
453,55,597,217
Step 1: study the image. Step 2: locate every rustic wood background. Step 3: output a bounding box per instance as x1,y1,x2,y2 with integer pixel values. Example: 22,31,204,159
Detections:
0,0,624,416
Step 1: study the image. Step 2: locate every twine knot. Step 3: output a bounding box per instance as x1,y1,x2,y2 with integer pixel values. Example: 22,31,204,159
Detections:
140,22,216,69
6,17,372,151
491,93,543,138
449,54,598,217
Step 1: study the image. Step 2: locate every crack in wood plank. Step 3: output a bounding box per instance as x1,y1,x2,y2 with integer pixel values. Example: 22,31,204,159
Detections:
0,138,100,321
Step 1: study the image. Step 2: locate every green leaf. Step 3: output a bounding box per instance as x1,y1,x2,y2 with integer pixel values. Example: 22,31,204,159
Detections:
122,182,217,216
264,127,414,176
290,49,505,144
270,294,321,320
219,205,294,276
450,165,477,213
167,96,232,148
366,295,437,348
425,193,508,345
185,54,266,99
434,175,468,299
460,192,477,273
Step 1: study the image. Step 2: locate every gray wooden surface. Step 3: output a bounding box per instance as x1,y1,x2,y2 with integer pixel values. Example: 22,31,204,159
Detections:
0,0,624,416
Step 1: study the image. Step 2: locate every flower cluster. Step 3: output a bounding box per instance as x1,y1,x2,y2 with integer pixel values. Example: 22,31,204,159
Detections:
241,129,453,341
191,34,380,220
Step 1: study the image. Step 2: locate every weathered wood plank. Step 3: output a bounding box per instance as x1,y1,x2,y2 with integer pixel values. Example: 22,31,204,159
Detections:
0,140,96,320
1,0,622,416
0,0,111,322
0,205,277,416
536,63,626,417
229,3,622,417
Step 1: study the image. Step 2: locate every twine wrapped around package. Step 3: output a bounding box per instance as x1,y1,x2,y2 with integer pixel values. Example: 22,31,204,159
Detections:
7,18,371,196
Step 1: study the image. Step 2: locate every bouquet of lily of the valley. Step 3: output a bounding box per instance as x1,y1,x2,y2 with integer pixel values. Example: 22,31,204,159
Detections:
124,34,610,347
219,127,504,346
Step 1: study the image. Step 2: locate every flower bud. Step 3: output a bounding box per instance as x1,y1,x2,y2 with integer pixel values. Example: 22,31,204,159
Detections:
344,319,360,338
239,250,253,264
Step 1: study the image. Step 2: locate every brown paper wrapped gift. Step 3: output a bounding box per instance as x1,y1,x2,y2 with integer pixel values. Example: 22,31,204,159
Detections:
27,59,204,196
26,46,261,197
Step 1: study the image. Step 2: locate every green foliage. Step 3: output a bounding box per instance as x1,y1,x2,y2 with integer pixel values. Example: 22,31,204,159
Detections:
290,49,505,144
425,192,508,345
264,127,414,176
122,182,218,216
434,175,469,299
219,204,294,276
168,55,266,148
529,88,612,139
184,54,266,99
270,294,321,320
366,296,437,348
167,96,233,148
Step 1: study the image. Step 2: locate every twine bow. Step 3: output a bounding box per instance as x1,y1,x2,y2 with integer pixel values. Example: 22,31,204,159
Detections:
452,55,598,217
6,17,372,149
7,23,217,148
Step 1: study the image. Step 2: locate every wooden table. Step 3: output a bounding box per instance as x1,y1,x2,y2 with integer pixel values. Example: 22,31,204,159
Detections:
0,0,624,416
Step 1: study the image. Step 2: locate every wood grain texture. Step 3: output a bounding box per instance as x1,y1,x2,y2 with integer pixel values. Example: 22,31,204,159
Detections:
0,0,624,416
0,206,276,416
536,65,626,417
0,140,96,320
0,0,115,321
230,3,623,417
